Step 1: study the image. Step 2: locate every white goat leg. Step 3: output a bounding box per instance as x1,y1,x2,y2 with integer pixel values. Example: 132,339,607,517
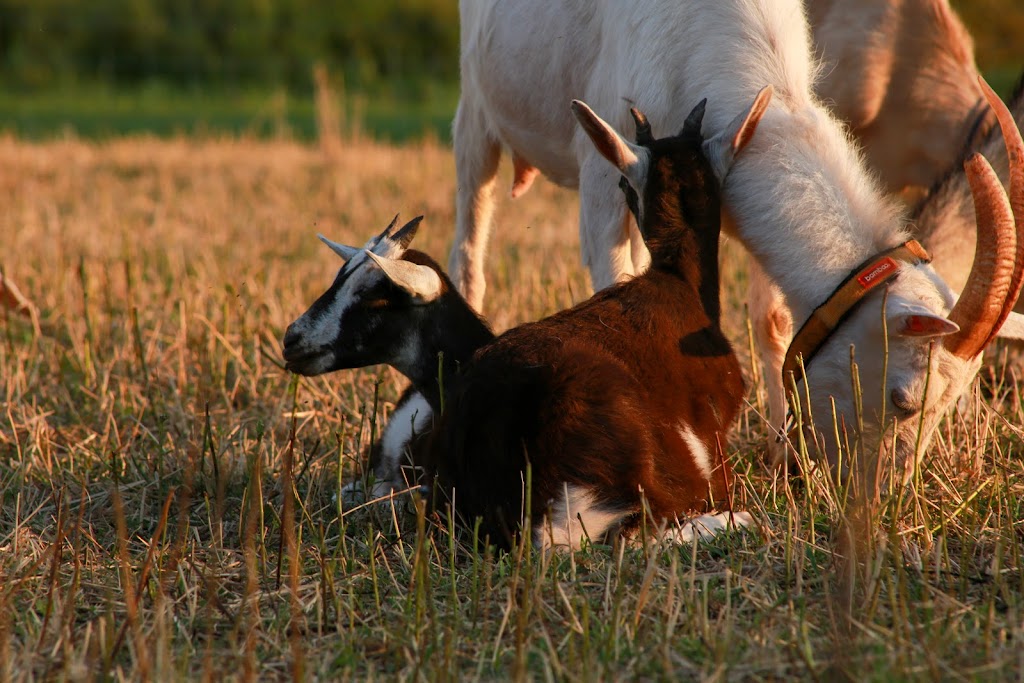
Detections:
449,98,502,312
748,257,793,466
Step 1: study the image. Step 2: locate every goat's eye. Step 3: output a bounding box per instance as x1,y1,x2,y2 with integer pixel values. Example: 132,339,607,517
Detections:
363,298,389,309
890,387,920,417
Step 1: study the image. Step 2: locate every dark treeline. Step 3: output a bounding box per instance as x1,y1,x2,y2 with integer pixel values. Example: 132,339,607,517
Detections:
0,1,1019,95
0,0,459,92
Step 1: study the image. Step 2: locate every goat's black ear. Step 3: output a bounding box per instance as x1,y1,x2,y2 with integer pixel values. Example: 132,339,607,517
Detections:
393,215,425,249
680,98,707,137
630,107,654,145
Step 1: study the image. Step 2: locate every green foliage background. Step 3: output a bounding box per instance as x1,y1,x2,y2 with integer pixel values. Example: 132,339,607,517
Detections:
0,0,1019,140
0,0,458,93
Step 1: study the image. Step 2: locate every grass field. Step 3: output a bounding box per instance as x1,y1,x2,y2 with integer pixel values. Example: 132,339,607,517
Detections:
2,128,1023,680
0,81,460,143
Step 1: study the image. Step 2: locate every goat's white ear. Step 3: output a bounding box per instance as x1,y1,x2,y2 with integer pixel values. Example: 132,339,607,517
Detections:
571,99,650,189
887,304,960,338
318,234,360,261
994,310,1024,339
365,251,443,303
703,85,772,182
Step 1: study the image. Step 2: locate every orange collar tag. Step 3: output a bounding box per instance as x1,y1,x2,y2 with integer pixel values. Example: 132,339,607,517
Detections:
782,240,932,395
856,257,899,289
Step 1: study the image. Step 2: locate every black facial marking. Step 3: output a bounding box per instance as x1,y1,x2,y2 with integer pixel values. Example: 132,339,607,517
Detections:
619,176,640,224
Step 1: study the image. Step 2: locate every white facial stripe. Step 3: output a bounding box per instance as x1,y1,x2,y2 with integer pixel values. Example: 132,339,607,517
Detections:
291,256,385,350
537,484,627,550
677,423,713,479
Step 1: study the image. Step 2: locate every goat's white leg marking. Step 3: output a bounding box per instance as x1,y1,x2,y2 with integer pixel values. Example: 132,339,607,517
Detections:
535,484,627,550
341,392,432,508
677,423,713,479
377,392,432,479
449,97,502,313
579,155,635,291
340,478,396,508
748,257,793,466
665,511,754,544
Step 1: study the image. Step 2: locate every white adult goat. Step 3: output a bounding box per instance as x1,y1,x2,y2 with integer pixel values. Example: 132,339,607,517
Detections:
449,0,1024,472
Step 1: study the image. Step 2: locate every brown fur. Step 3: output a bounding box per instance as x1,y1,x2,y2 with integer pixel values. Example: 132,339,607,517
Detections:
426,106,744,548
809,0,985,193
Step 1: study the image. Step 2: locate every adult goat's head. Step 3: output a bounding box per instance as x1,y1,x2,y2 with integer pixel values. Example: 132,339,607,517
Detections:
794,78,1024,475
282,215,445,377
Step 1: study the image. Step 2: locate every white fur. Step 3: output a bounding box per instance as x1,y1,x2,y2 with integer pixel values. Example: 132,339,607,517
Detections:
340,392,434,507
537,485,628,550
664,511,754,543
453,0,1010,469
340,477,396,509
678,423,713,479
378,392,432,478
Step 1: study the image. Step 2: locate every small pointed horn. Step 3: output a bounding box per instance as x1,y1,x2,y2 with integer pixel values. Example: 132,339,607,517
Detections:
365,250,443,302
944,152,1017,358
317,233,360,261
371,214,401,246
391,215,425,249
980,77,1024,339
681,98,707,137
630,107,654,145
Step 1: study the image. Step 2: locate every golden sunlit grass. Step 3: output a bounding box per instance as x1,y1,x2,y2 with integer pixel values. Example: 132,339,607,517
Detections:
1,127,1022,680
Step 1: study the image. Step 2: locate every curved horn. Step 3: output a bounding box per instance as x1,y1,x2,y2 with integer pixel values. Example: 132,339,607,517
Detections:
317,233,360,261
980,77,1024,340
630,107,654,145
681,98,707,137
391,215,425,249
944,152,1017,358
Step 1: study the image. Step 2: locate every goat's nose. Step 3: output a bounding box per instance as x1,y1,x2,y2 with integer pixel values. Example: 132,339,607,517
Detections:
282,325,301,351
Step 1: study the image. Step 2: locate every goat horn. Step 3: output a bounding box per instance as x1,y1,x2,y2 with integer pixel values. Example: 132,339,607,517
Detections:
944,153,1016,358
981,77,1024,343
630,108,654,145
372,214,401,246
945,78,1024,358
317,234,360,261
681,98,707,137
391,215,425,249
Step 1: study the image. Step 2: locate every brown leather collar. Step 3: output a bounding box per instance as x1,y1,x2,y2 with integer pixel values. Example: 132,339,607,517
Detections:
782,239,931,388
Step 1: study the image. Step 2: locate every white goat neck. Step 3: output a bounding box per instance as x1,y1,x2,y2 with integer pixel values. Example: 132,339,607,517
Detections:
723,105,908,326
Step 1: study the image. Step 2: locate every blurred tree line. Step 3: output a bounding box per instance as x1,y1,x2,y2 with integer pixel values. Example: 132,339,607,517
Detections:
0,0,459,92
0,0,1018,94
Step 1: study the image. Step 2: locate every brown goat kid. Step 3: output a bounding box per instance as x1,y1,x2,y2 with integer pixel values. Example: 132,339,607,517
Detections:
283,97,765,549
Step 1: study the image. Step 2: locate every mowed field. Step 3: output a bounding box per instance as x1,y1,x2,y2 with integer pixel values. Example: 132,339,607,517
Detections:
2,131,1023,680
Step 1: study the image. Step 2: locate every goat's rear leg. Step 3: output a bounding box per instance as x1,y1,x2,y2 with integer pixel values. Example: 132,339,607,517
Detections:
449,99,502,313
748,258,793,468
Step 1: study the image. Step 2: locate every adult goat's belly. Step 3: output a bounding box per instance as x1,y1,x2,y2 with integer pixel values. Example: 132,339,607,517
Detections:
478,85,582,189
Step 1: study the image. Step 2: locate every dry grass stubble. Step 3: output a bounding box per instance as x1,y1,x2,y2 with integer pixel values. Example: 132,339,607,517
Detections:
1,130,1022,680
